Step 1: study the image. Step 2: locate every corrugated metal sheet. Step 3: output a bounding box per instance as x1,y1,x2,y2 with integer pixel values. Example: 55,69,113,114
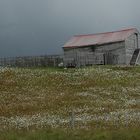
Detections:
63,28,137,48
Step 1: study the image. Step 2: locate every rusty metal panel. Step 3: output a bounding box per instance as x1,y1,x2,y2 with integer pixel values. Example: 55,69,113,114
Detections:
64,28,137,48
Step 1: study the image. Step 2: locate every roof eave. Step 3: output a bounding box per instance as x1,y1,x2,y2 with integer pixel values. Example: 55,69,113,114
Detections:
63,40,125,49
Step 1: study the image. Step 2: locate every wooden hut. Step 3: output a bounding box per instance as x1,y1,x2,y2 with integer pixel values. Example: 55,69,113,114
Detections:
63,28,140,67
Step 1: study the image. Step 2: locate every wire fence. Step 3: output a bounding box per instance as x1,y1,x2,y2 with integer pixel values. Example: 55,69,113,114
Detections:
0,54,63,67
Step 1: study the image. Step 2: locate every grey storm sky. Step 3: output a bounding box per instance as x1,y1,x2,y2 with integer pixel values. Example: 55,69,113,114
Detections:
0,0,140,57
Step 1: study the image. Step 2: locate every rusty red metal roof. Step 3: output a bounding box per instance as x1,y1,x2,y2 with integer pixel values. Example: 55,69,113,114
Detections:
63,28,138,48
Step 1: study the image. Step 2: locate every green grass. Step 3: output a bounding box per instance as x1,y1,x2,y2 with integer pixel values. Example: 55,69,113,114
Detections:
0,66,140,138
1,129,140,140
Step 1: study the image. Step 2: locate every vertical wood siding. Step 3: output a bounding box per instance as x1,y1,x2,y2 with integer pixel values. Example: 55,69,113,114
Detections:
63,41,126,67
125,32,140,65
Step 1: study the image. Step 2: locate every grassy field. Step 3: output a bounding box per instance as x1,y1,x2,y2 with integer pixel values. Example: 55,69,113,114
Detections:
1,129,140,140
0,66,140,139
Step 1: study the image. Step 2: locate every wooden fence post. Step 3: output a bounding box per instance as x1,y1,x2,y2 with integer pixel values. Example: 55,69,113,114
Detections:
69,109,75,129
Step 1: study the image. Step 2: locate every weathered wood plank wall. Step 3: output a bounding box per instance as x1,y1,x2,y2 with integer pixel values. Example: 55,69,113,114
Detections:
125,32,140,65
64,41,126,67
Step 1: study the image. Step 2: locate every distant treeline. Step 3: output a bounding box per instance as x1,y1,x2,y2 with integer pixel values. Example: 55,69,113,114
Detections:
0,55,63,67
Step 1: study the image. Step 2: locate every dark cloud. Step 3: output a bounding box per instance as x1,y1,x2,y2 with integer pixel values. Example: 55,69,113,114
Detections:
0,0,140,57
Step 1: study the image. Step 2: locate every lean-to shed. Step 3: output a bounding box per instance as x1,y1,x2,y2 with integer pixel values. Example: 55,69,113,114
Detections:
63,28,140,67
